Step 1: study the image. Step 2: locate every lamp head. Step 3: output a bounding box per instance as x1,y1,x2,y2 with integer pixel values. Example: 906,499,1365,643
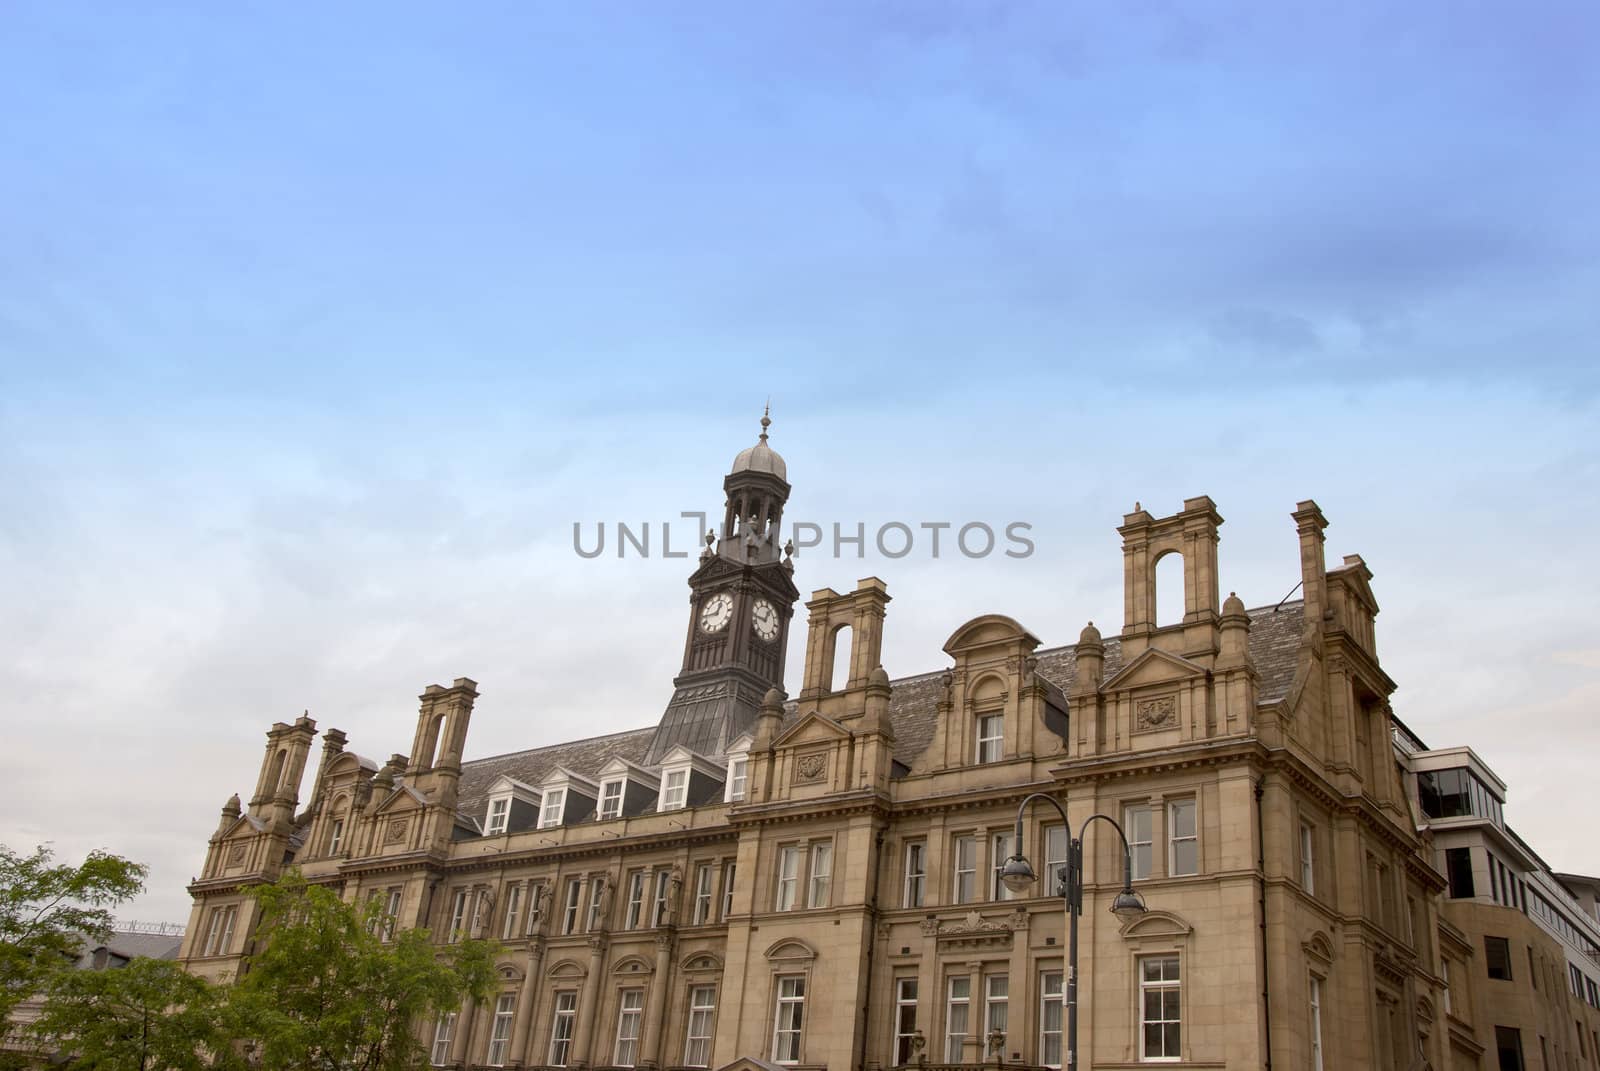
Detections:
1111,887,1147,920
999,853,1037,895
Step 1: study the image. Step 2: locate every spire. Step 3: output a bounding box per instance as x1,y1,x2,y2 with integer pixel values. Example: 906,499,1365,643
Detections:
759,400,771,444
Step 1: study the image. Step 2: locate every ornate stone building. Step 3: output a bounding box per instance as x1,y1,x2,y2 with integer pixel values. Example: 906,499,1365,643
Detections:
179,419,1592,1070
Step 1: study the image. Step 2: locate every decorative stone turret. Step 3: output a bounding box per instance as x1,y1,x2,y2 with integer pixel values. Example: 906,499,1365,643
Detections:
1217,594,1251,669
1215,592,1259,734
217,793,241,834
853,665,897,791
748,686,788,806
798,577,892,716
1072,621,1105,696
1292,500,1330,631
755,686,785,748
1118,496,1224,664
249,714,317,831
308,726,347,809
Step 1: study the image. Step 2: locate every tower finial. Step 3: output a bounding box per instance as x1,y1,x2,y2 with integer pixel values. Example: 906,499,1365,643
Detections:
759,398,771,443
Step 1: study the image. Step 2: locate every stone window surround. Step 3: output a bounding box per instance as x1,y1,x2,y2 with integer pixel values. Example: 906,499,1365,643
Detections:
764,941,817,1066
771,836,836,912
1120,791,1201,883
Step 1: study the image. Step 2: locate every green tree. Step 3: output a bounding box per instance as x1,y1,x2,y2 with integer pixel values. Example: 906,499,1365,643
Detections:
229,873,495,1071
29,955,233,1071
0,844,147,1022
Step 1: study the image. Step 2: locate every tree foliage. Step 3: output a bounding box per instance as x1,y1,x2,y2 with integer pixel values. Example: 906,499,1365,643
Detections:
3,850,494,1071
0,844,146,1022
28,956,234,1071
228,873,496,1071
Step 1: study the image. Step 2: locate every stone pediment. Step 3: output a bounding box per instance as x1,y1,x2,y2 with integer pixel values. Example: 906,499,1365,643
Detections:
943,614,1041,657
716,1058,790,1071
1101,647,1205,693
372,784,428,816
771,710,849,749
595,756,656,783
1119,909,1193,940
681,950,724,972
764,938,817,962
1331,555,1380,613
484,774,540,796
218,814,266,840
323,751,377,779
546,957,587,980
690,555,748,586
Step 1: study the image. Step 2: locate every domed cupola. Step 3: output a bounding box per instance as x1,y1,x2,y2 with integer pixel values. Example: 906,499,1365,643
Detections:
730,410,787,480
648,406,802,766
718,406,790,565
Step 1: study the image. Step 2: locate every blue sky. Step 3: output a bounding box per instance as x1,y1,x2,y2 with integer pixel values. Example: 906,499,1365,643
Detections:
1,1,1597,924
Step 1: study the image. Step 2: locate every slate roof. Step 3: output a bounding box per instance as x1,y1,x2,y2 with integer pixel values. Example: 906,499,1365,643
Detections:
456,601,1307,815
458,726,657,815
69,930,185,969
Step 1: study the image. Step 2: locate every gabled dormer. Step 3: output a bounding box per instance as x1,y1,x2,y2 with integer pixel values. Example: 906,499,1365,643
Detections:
593,757,660,821
655,745,726,812
481,775,541,835
536,767,599,828
918,613,1065,772
724,732,753,803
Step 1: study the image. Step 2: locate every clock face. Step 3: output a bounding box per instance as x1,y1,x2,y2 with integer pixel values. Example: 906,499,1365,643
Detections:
752,599,780,642
699,592,734,634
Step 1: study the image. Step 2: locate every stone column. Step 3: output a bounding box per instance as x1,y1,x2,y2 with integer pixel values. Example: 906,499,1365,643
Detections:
449,995,477,1065
915,918,939,1061
572,934,608,1067
511,939,546,1065
640,929,676,1067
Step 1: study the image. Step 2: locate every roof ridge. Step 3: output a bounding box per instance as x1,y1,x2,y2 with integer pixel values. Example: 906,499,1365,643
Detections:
461,724,657,769
457,599,1309,774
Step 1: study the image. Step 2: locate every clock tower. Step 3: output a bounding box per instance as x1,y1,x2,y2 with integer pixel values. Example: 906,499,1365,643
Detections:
645,410,800,764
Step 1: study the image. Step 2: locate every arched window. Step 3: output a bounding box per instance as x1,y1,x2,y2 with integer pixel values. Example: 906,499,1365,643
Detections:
1154,551,1185,627
828,624,852,693
266,748,288,793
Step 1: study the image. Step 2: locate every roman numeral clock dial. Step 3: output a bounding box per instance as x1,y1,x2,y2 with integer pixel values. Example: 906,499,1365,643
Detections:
698,592,734,634
752,598,779,642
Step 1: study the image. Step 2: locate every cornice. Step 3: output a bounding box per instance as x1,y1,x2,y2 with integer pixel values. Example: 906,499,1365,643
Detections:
1325,635,1397,696
1048,738,1266,783
730,789,891,827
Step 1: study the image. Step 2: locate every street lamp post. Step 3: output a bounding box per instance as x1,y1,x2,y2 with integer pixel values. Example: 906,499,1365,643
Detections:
999,793,1147,1071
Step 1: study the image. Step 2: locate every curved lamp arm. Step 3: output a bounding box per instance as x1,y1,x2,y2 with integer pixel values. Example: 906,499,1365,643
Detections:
1009,791,1070,850
1078,812,1136,892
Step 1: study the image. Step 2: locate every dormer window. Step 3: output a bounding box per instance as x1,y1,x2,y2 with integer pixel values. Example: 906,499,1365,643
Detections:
327,817,346,855
654,746,723,813
662,770,689,811
486,797,510,835
479,776,540,838
534,767,598,829
540,788,566,828
591,758,656,822
724,735,753,803
976,713,1003,764
599,779,624,820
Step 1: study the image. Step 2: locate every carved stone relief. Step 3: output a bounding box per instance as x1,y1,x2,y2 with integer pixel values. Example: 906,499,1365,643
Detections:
1135,695,1178,732
794,752,828,784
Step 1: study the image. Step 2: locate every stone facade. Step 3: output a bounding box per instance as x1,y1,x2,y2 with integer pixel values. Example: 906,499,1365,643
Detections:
179,421,1594,1070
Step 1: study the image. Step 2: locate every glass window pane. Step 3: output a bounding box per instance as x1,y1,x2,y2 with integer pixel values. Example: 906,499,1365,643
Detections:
1170,801,1196,838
